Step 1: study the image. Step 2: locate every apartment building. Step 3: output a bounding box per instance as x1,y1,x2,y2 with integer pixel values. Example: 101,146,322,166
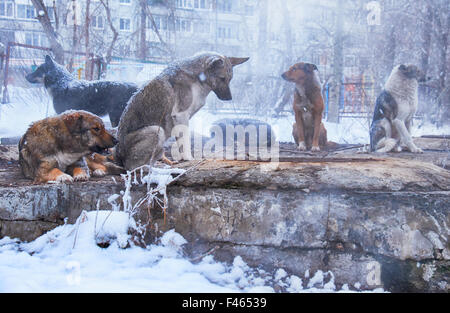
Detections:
0,0,258,61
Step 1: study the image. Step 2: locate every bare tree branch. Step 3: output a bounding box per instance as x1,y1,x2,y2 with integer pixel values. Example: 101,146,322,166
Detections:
99,0,118,65
30,0,64,63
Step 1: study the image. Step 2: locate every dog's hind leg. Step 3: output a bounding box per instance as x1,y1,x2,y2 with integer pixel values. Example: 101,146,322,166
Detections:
120,126,166,170
86,153,124,176
392,119,423,153
375,138,398,153
171,111,193,161
108,109,123,128
319,123,327,148
67,159,90,181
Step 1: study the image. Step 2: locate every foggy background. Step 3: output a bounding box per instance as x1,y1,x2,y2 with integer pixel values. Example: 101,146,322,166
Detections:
0,0,449,138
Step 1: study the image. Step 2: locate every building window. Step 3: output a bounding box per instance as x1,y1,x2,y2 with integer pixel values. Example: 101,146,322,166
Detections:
17,4,35,19
25,32,47,47
149,14,168,30
193,20,209,33
217,0,232,13
92,16,104,29
177,0,193,9
47,6,55,21
345,55,356,67
119,0,131,4
120,18,131,31
244,5,254,16
174,18,191,32
194,0,207,9
181,19,191,32
0,1,14,18
217,24,237,39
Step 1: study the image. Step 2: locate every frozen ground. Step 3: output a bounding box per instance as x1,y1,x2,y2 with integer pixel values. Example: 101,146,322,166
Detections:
0,165,386,293
0,86,444,293
1,87,448,143
0,211,384,293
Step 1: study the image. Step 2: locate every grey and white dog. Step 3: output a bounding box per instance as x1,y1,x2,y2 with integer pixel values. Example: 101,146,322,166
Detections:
370,64,427,153
116,52,249,170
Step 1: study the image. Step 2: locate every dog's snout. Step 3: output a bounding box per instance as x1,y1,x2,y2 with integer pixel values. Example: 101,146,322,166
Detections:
112,137,118,146
214,86,233,101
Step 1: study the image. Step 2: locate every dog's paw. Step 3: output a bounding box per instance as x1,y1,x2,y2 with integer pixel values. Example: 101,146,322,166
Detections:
410,147,424,154
182,154,194,161
311,145,321,152
55,173,74,184
297,142,307,151
92,169,106,177
74,171,89,181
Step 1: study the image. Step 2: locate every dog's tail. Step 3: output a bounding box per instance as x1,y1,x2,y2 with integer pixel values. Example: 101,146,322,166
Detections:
18,134,34,179
369,121,386,152
325,141,339,150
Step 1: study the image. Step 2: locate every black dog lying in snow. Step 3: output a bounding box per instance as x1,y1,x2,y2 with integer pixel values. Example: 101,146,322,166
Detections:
25,55,138,127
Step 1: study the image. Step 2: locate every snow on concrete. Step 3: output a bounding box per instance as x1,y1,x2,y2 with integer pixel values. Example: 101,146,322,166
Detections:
0,210,385,293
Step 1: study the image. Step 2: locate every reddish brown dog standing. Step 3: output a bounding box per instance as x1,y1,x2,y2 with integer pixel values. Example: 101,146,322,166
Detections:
19,110,122,184
282,62,327,151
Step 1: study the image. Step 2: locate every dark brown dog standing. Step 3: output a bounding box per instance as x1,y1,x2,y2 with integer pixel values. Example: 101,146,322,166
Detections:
19,110,121,184
282,62,327,151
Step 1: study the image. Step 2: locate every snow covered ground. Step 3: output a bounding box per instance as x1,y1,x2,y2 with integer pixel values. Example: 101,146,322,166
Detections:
1,87,449,143
0,211,384,293
0,85,445,293
0,164,385,293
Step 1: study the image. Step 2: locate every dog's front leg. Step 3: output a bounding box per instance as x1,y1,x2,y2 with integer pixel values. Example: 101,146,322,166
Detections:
86,154,107,177
294,111,306,151
35,161,74,184
392,119,423,153
293,94,307,151
311,102,324,152
171,111,193,161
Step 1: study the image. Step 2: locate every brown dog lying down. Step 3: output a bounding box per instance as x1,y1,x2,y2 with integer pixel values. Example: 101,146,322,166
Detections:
282,62,329,151
19,110,123,184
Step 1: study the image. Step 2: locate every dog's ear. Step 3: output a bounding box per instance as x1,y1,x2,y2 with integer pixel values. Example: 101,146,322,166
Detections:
228,57,250,67
45,55,54,65
399,64,407,72
207,56,224,70
303,63,318,73
63,113,87,134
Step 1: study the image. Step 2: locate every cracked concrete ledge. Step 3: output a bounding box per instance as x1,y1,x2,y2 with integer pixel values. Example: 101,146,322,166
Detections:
0,157,449,292
162,186,449,292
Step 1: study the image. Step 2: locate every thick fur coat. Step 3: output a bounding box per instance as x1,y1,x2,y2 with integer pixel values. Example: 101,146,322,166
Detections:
370,64,426,153
282,62,327,151
19,110,119,183
116,52,249,170
26,56,138,127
